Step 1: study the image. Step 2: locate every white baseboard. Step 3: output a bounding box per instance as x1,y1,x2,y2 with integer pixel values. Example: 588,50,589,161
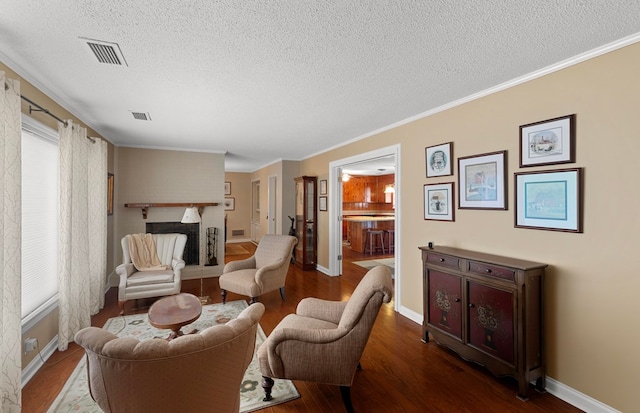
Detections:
22,335,58,388
398,305,423,325
315,264,331,275
226,238,252,244
545,377,620,413
396,306,618,413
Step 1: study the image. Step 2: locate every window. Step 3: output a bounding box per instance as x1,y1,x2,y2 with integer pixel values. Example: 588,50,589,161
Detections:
21,117,58,322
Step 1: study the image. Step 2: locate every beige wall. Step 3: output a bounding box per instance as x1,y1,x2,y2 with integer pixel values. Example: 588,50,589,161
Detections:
294,43,640,411
224,172,252,242
115,147,226,278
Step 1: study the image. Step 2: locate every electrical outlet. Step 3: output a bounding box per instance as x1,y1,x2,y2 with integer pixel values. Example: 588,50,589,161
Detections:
24,337,37,354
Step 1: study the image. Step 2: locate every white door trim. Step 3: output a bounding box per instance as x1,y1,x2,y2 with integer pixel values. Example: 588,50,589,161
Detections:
329,144,401,312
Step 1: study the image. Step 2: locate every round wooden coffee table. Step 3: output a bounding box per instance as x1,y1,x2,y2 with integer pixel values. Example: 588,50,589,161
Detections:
148,293,202,340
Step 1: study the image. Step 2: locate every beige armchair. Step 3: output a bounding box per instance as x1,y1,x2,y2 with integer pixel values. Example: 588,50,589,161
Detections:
74,302,265,413
115,233,187,314
219,235,297,304
257,265,393,413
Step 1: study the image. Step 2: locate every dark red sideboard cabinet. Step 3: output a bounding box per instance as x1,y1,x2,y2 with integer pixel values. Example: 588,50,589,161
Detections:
419,245,547,400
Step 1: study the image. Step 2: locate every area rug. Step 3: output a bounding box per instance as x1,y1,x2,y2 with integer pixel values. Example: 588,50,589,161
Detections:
226,243,251,256
47,300,299,413
352,258,395,277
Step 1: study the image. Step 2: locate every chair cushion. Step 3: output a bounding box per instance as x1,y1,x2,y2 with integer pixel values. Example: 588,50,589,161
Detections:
219,269,261,297
274,313,338,331
126,270,174,287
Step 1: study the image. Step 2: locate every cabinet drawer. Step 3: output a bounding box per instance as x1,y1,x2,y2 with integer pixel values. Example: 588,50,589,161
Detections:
426,253,459,269
468,261,515,282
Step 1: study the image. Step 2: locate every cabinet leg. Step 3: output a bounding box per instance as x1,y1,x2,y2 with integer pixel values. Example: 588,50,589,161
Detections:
516,380,529,401
422,330,430,343
535,376,546,393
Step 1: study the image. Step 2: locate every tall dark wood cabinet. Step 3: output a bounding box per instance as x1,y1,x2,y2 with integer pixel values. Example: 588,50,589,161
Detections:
420,245,547,400
294,176,317,270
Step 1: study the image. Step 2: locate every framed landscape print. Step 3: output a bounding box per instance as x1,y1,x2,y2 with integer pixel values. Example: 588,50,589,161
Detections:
458,150,507,210
519,114,575,167
515,168,583,232
424,182,454,221
425,142,453,177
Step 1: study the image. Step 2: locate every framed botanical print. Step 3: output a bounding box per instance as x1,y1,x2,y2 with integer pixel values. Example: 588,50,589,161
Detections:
458,150,507,210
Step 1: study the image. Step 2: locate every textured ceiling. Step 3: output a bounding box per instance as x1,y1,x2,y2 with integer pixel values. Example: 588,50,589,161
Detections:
1,1,639,172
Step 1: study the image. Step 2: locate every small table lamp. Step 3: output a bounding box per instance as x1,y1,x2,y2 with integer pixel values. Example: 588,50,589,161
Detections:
180,207,209,304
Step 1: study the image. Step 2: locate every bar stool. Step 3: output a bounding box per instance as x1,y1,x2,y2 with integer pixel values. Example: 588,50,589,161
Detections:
385,229,395,253
364,229,385,256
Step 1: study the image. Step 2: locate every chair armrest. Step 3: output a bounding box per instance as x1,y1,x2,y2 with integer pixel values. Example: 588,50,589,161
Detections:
74,326,118,353
266,322,347,348
254,258,287,289
115,263,135,279
172,258,186,272
296,298,347,325
223,257,256,273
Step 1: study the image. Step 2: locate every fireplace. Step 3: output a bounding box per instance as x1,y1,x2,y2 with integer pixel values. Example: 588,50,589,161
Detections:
146,222,199,265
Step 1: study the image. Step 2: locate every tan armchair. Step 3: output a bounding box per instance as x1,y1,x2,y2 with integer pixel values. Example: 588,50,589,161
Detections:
115,233,187,314
257,265,393,413
219,235,297,304
74,302,265,413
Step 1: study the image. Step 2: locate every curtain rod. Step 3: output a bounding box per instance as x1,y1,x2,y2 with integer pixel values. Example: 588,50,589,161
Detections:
5,82,98,143
20,94,69,128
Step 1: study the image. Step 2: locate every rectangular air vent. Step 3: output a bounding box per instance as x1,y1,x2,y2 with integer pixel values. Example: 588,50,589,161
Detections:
231,230,245,236
131,112,151,121
80,37,128,66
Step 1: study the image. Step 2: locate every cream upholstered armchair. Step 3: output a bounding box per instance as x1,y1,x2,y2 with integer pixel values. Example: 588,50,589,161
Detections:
219,234,297,304
257,265,393,413
74,302,264,413
115,233,187,314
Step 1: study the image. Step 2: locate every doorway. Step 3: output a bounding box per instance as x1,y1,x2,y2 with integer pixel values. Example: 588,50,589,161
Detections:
329,145,400,311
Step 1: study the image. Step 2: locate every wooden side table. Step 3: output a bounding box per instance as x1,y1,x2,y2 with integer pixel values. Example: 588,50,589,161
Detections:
148,293,202,340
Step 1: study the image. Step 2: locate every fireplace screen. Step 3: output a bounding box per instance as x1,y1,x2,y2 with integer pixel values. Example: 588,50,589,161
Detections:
146,222,199,265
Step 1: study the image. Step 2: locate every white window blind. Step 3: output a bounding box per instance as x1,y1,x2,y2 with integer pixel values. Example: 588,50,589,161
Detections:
21,118,58,319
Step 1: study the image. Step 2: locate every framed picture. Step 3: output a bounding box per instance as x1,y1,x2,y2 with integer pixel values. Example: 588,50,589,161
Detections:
515,168,583,232
319,196,328,211
425,142,453,177
458,150,507,210
224,182,231,195
424,182,455,221
319,179,327,195
107,173,114,215
519,114,576,167
224,197,235,211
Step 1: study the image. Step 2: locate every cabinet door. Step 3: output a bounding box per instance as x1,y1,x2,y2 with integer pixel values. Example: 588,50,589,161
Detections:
427,270,462,340
467,281,515,365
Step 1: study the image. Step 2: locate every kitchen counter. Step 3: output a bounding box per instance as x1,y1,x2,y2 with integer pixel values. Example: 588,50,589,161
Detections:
343,215,395,222
343,215,395,253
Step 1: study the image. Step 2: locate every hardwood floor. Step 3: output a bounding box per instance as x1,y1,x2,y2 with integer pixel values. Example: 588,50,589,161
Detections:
23,242,581,413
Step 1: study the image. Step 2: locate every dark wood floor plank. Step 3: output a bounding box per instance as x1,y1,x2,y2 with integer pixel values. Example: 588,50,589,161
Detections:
22,242,580,413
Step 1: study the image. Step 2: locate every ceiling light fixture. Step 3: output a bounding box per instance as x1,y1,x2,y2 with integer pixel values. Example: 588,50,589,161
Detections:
342,173,351,182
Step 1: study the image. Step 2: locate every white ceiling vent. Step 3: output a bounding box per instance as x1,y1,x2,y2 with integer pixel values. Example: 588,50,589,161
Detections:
131,111,151,121
80,37,128,66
